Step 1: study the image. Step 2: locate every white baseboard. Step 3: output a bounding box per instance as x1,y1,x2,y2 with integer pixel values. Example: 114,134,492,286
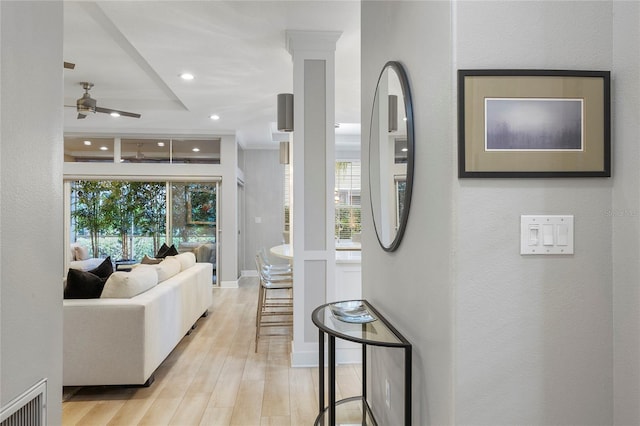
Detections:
241,269,258,277
219,279,239,288
290,341,362,367
290,345,319,368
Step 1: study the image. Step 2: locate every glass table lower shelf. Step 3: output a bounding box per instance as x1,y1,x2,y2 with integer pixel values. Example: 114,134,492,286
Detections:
314,396,377,426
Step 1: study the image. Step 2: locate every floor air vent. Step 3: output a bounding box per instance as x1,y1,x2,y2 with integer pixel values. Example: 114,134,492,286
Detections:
0,379,47,426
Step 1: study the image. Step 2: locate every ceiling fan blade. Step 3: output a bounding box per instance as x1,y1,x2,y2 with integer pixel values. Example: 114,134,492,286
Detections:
64,62,76,69
95,106,141,119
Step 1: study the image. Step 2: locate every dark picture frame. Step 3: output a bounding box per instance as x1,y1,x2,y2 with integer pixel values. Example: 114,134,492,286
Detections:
458,69,611,178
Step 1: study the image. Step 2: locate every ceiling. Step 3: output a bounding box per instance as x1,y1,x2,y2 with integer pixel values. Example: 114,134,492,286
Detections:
63,1,361,150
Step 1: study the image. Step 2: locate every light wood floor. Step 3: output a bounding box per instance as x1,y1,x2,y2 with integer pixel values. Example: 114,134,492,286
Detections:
62,276,362,426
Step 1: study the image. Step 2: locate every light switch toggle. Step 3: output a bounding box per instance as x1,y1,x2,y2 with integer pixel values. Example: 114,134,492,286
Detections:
529,225,539,245
542,224,554,246
557,224,569,246
521,215,574,255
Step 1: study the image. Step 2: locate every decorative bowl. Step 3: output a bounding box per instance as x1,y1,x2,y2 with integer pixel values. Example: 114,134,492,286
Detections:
329,301,377,324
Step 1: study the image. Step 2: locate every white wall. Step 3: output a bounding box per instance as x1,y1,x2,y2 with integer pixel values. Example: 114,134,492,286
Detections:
242,149,285,271
362,2,454,424
362,1,638,425
0,1,63,423
455,2,613,425
612,2,640,425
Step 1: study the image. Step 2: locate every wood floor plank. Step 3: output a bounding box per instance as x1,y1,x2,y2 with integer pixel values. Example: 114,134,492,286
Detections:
62,276,362,426
62,400,95,426
262,367,290,417
169,394,210,425
76,400,128,426
229,379,265,425
198,406,233,426
289,367,319,426
260,415,291,425
106,395,159,426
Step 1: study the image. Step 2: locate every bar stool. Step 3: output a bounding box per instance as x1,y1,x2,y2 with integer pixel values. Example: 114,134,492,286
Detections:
255,254,293,351
258,247,292,275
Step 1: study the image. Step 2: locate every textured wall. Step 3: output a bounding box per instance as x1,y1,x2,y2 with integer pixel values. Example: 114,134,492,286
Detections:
454,2,613,424
0,1,63,422
362,2,455,424
242,149,285,271
361,1,628,424
611,1,640,425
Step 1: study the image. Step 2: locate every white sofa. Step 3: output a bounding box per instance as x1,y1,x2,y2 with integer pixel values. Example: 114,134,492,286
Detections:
63,255,213,387
69,242,104,271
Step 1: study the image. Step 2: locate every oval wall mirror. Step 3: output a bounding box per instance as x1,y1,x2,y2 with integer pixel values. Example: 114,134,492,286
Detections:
369,61,414,252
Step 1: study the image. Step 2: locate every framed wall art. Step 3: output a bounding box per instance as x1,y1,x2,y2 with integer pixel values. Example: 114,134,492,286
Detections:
186,187,216,225
458,69,610,178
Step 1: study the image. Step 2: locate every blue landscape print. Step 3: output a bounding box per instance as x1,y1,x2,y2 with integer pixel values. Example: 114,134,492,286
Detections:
485,98,583,151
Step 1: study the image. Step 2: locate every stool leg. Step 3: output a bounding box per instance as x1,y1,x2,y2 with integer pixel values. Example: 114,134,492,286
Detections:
255,285,264,352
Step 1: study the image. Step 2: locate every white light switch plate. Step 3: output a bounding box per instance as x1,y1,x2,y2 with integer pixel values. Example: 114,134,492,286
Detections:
521,215,574,255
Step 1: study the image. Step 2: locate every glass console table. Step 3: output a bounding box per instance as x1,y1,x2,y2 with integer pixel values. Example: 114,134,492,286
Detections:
312,300,412,426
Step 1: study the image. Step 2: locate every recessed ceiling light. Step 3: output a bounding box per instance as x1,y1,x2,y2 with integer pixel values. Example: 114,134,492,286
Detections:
110,112,120,117
157,142,165,147
209,114,220,120
100,146,108,151
192,147,200,152
401,148,408,152
403,117,407,121
180,73,195,80
83,140,92,146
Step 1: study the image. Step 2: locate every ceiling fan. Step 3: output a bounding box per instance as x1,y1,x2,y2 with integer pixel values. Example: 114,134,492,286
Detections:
69,82,141,120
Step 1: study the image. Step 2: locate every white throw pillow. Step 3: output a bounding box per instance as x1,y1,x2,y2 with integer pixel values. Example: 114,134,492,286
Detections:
73,244,90,261
101,266,158,298
167,252,196,271
154,257,181,282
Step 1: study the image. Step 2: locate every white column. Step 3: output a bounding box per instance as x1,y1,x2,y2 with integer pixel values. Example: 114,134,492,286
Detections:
287,30,341,367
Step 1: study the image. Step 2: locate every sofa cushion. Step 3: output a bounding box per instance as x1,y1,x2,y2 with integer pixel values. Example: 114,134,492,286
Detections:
69,257,105,272
141,254,162,265
153,257,181,282
167,252,196,271
87,256,113,278
101,266,158,298
64,269,106,299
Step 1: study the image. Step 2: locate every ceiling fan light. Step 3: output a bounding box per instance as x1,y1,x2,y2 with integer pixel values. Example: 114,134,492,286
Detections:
77,104,94,114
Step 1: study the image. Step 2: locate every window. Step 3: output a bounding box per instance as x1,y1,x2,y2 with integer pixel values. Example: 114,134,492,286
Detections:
282,161,362,241
335,161,361,240
71,180,167,260
64,138,221,164
70,180,217,262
